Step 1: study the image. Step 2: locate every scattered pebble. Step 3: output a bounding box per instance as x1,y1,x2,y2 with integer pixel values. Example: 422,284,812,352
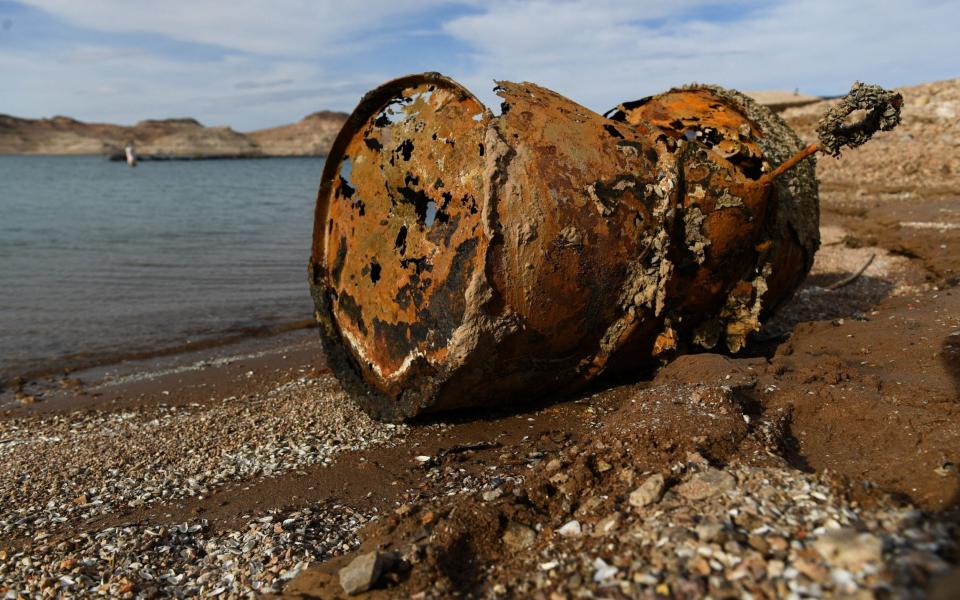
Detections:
628,473,665,508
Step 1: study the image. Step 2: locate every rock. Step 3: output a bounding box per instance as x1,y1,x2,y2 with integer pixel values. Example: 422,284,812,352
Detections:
592,558,618,582
695,522,725,543
675,468,736,500
502,522,537,551
812,528,883,569
482,488,503,502
593,514,621,537
629,474,666,508
689,557,711,576
768,536,789,553
339,551,387,595
767,559,785,578
747,534,770,553
18,394,39,405
793,557,829,582
575,495,603,516
117,579,135,594
557,520,582,537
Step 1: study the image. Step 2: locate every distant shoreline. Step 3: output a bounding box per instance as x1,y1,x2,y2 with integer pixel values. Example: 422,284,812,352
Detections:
0,110,348,160
0,153,328,160
106,153,329,162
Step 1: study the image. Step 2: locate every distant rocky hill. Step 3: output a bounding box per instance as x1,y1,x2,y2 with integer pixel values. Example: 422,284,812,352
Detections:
0,111,348,159
249,111,347,157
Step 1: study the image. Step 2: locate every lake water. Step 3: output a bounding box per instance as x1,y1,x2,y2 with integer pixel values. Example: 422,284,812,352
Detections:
0,156,324,381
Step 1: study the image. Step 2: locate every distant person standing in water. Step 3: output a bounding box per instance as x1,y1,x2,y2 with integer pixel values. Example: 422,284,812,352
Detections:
125,142,137,167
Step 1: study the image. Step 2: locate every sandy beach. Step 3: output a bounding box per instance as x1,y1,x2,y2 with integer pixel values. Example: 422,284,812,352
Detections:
2,79,960,598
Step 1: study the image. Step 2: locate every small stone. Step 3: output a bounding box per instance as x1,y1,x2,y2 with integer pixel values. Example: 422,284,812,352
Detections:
72,494,88,506
59,558,76,570
695,522,725,543
769,536,789,553
575,495,603,516
593,514,621,537
593,558,618,582
813,528,883,569
596,460,613,473
747,534,770,553
689,557,711,576
482,488,503,502
420,511,436,525
339,551,386,595
545,459,563,472
767,559,785,578
794,557,829,582
557,520,582,537
117,579,135,594
502,522,537,551
629,474,665,508
675,469,736,500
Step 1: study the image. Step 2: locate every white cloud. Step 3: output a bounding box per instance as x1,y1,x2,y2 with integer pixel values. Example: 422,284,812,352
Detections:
3,0,957,129
441,0,959,113
20,0,456,56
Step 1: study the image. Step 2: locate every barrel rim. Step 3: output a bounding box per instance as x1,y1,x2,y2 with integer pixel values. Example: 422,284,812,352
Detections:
310,72,487,270
308,72,488,421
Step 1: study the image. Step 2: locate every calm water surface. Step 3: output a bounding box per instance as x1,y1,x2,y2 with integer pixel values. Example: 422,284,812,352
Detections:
0,156,324,379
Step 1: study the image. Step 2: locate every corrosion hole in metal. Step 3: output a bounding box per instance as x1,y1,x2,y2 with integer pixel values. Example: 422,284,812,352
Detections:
478,143,484,156
603,124,624,139
363,137,382,151
397,186,433,225
424,200,438,227
394,226,407,256
338,158,354,199
369,260,381,284
398,139,414,161
373,96,411,128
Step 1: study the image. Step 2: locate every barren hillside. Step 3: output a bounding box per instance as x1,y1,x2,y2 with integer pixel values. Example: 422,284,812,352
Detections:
249,111,347,156
0,111,348,158
782,78,960,190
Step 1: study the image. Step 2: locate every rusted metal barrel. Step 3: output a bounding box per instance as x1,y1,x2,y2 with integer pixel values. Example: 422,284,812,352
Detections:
309,73,897,420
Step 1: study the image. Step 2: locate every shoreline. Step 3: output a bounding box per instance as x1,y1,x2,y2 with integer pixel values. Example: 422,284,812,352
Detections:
0,153,328,160
1,320,320,411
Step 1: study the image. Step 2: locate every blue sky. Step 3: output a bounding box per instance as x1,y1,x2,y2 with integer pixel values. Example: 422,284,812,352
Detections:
0,0,957,130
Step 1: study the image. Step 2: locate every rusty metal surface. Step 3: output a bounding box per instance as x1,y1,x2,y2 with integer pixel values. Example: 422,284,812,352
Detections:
310,74,829,420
